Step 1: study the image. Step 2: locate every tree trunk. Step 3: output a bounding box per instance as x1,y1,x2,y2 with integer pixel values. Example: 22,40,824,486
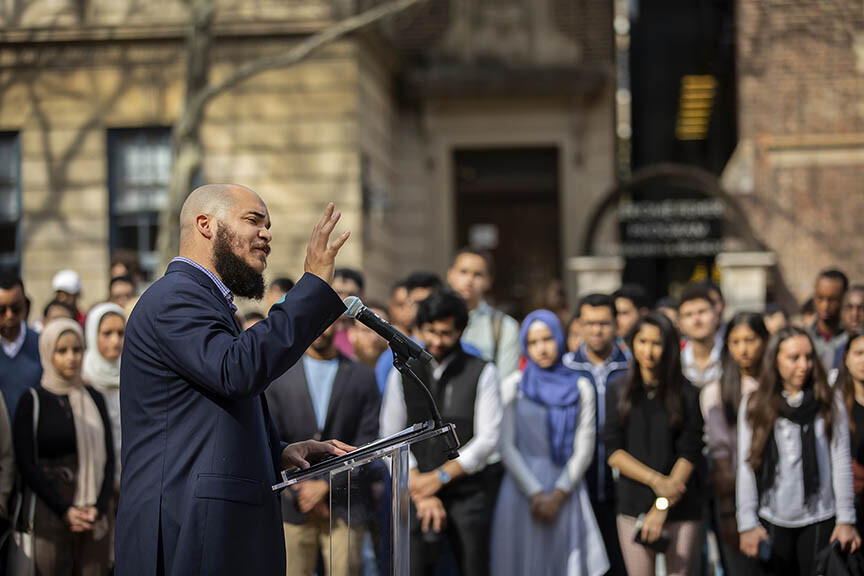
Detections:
156,0,430,272
157,0,214,271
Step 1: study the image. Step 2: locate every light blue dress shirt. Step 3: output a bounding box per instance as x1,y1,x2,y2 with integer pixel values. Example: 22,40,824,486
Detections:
302,356,339,430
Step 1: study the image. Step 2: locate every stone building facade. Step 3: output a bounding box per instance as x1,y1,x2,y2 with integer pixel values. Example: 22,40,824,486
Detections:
0,0,616,318
6,0,855,319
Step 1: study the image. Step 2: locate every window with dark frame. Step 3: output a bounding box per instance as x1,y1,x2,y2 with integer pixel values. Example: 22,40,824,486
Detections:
0,132,21,273
108,128,172,281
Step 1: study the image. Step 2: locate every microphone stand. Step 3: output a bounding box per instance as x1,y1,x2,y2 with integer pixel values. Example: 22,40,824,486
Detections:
390,344,460,461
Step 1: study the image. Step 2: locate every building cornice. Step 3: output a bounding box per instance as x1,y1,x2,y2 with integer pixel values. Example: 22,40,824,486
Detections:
0,19,335,44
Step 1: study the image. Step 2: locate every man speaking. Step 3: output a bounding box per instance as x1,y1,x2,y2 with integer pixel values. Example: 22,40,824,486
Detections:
115,184,351,575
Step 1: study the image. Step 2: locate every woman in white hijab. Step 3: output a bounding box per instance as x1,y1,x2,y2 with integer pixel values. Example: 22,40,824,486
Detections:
13,318,114,575
82,303,125,489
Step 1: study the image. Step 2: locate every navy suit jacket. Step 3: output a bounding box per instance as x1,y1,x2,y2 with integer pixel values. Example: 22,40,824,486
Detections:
114,261,344,576
265,354,381,525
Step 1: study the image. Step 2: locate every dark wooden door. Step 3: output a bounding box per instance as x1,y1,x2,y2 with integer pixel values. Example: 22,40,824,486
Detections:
453,148,560,319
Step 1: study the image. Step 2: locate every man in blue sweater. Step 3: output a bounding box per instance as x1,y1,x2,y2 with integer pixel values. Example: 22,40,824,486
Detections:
0,270,41,420
563,293,629,576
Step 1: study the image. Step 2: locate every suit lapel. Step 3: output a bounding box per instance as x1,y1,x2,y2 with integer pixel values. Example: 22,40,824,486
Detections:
292,360,321,438
166,260,238,324
322,358,349,436
259,394,283,476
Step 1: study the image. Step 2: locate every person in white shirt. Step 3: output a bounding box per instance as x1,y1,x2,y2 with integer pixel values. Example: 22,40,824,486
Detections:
679,284,722,389
737,326,861,574
700,312,769,576
379,289,501,576
447,248,520,380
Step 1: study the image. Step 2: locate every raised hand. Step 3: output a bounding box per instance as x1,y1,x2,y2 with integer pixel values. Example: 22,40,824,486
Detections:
304,203,351,285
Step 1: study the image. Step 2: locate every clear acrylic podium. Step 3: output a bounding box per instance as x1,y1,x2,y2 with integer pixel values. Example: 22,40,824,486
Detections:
273,421,456,575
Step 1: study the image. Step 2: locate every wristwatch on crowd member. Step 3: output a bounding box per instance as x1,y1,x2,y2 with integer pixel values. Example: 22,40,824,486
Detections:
654,497,669,511
436,468,452,486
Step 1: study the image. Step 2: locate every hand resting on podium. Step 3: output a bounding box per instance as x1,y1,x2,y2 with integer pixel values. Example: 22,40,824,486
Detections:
281,438,356,470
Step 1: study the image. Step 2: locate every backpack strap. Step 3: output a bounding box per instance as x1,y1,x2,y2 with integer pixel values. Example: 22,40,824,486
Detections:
24,388,39,531
491,309,503,364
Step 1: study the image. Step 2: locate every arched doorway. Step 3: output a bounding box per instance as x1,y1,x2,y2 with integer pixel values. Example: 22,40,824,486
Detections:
578,163,787,310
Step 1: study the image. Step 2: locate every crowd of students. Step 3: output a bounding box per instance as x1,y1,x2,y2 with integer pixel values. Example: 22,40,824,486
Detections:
1,253,863,576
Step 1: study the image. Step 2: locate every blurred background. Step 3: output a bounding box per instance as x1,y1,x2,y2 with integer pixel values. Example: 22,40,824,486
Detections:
0,0,862,320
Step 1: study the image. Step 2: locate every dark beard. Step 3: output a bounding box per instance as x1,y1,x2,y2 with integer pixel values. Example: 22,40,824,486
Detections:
310,330,335,353
433,341,459,363
212,225,265,300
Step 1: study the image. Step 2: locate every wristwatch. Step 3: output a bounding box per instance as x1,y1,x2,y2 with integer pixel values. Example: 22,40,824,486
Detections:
654,497,670,511
436,468,452,486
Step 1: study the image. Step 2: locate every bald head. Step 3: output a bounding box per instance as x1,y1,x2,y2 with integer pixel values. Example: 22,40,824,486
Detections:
177,184,272,290
179,184,259,245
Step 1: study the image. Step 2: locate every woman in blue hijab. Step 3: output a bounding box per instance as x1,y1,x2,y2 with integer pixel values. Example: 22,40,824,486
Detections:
491,310,609,576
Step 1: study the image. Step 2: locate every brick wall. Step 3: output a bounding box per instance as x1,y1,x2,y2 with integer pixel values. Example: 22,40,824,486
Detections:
733,0,864,302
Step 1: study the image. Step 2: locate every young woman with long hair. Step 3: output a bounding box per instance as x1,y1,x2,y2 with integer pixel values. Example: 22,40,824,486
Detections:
605,312,703,576
737,326,860,575
836,328,864,530
700,312,768,576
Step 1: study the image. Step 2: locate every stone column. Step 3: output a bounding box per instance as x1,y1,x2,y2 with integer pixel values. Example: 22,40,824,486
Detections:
567,256,625,302
716,251,777,317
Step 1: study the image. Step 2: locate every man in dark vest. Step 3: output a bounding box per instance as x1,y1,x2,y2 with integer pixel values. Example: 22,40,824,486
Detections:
379,289,502,576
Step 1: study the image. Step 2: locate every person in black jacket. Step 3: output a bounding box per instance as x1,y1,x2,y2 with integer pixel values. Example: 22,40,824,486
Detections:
266,322,381,576
114,187,351,576
14,318,114,575
605,312,704,576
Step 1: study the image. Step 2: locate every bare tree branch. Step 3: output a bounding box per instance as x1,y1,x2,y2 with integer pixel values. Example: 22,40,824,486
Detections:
157,0,430,268
156,0,214,266
191,0,427,116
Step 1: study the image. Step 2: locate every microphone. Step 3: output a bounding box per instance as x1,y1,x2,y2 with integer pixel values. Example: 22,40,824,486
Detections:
346,296,459,460
343,297,433,364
